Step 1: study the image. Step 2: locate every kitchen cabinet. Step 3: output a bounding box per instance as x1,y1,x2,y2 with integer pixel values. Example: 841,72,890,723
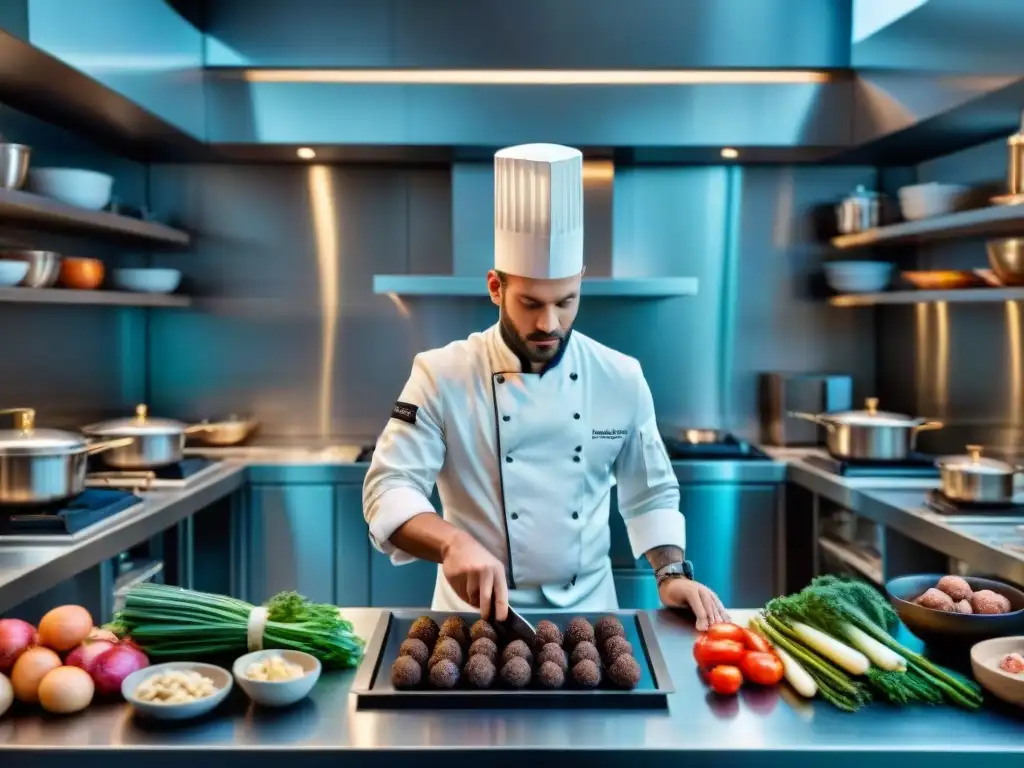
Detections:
333,483,371,606
247,484,336,605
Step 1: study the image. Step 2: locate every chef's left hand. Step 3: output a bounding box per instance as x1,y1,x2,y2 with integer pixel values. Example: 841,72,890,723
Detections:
659,578,729,632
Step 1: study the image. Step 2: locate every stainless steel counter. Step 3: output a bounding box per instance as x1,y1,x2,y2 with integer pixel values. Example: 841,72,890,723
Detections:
1,609,1020,766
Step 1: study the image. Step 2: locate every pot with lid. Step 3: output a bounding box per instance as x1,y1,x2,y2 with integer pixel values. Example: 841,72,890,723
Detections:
0,407,132,504
936,445,1023,503
789,397,943,460
83,404,213,469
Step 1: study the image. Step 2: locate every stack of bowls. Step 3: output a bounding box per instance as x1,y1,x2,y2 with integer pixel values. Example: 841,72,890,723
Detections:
823,261,893,294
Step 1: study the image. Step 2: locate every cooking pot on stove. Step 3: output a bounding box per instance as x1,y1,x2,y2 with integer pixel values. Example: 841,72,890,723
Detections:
82,404,214,470
0,408,132,504
789,397,943,460
936,445,1023,504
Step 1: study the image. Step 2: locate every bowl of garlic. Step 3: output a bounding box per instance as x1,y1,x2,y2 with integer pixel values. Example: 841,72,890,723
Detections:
232,649,321,707
122,663,232,720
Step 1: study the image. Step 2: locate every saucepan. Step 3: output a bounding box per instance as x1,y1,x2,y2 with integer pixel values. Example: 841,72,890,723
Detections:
0,408,132,504
789,397,943,460
82,404,216,469
936,445,1024,504
186,415,260,447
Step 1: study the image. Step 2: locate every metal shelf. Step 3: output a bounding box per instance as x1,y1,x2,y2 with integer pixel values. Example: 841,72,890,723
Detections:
829,287,1024,307
0,187,190,246
373,275,699,297
831,204,1024,250
0,287,191,308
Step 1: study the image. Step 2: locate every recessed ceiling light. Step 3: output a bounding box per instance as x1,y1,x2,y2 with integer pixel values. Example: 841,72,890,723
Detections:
297,147,316,159
720,148,739,159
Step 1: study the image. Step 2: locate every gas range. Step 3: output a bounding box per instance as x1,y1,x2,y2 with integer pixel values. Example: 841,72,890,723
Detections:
804,453,940,479
0,489,143,543
660,432,772,461
85,457,223,490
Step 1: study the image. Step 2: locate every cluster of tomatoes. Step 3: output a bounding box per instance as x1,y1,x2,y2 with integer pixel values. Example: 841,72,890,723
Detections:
692,622,784,695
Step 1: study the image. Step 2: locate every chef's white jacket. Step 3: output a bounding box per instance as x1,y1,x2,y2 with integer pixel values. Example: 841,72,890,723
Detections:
362,323,684,611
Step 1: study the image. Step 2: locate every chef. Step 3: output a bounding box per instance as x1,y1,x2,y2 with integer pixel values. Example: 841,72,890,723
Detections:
363,142,728,630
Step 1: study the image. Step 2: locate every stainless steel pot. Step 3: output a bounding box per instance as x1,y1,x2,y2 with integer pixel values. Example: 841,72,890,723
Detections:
836,186,885,235
0,408,131,504
0,143,30,189
187,415,259,447
986,238,1024,287
789,397,943,460
937,445,1022,503
83,404,212,469
3,250,61,288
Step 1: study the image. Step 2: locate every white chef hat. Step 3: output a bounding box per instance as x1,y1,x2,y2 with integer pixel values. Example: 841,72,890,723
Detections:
493,143,584,280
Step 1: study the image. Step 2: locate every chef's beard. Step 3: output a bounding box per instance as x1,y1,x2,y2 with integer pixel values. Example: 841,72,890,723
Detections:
499,302,573,367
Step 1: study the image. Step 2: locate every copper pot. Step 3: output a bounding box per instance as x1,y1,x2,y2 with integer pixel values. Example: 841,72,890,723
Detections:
60,257,104,290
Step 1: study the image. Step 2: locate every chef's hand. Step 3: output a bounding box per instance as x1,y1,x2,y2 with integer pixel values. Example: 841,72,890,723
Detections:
440,529,510,622
659,578,728,632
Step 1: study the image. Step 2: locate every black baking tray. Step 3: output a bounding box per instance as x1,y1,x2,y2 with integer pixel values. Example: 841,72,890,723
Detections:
351,610,673,710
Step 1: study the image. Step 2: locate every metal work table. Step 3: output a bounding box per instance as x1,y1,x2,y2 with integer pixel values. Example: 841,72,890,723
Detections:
1,609,1021,767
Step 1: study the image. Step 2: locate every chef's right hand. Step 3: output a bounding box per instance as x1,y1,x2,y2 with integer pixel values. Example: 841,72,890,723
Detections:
440,529,509,622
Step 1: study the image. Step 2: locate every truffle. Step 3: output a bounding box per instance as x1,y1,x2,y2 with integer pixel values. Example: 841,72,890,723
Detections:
570,640,601,667
399,638,430,667
571,659,601,689
971,589,1009,615
603,635,634,663
470,619,498,643
914,587,955,612
537,642,568,672
465,654,497,689
936,575,974,602
408,616,439,646
953,599,974,615
429,659,461,689
500,656,532,689
563,617,595,650
534,619,563,650
502,638,534,667
390,656,423,689
469,637,498,663
536,660,566,689
607,655,642,689
440,615,469,649
595,615,626,644
429,636,463,669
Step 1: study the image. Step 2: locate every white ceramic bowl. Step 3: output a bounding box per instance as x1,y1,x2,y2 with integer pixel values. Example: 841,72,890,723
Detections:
122,662,233,720
823,261,893,294
112,268,182,294
897,183,969,221
27,168,114,211
970,636,1024,707
0,260,29,287
232,650,321,707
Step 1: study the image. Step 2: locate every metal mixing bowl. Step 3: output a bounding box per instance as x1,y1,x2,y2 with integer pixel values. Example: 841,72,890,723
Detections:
986,238,1024,286
0,143,31,189
3,250,61,287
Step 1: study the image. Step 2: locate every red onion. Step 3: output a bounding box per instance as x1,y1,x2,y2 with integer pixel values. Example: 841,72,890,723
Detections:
90,644,149,696
0,618,37,674
66,639,116,675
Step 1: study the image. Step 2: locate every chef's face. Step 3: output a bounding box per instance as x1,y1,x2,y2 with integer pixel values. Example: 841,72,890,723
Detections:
488,269,583,367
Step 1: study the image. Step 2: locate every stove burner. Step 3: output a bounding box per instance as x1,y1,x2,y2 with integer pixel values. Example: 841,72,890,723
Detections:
0,489,141,535
87,457,215,480
805,453,940,479
660,434,771,461
925,489,1024,517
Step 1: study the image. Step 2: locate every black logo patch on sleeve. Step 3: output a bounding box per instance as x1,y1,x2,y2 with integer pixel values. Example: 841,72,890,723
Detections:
391,401,419,425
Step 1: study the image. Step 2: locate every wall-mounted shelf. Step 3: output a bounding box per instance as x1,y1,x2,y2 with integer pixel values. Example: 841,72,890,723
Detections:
0,287,191,308
373,275,699,297
0,187,190,246
831,204,1024,250
830,287,1024,307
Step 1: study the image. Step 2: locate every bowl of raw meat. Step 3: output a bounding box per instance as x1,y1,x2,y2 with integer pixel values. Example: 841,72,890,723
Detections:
886,574,1024,648
970,636,1024,707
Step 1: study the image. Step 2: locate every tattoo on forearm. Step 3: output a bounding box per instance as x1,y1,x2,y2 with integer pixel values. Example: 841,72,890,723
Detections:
645,545,684,571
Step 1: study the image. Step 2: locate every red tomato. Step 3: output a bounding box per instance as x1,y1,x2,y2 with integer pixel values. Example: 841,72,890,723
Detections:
741,651,785,686
708,665,743,695
742,628,772,654
695,638,745,668
705,623,746,644
693,634,708,665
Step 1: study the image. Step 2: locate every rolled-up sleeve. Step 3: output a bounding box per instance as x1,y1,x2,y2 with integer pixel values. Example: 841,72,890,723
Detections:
613,364,684,559
362,353,446,564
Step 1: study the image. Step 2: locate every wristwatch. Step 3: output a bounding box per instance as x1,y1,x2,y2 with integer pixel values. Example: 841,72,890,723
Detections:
655,560,694,588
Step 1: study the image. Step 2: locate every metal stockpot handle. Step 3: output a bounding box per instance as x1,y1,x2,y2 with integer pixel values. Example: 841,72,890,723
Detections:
913,421,944,433
787,411,836,432
85,437,135,455
184,423,217,435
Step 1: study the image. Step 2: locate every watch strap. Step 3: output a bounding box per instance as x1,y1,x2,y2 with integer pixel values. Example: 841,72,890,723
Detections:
655,560,694,586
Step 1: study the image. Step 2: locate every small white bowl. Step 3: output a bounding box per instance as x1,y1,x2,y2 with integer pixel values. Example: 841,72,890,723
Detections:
232,650,321,707
823,261,893,294
27,168,114,211
0,260,29,287
897,182,969,221
970,636,1024,707
122,662,233,720
112,268,182,294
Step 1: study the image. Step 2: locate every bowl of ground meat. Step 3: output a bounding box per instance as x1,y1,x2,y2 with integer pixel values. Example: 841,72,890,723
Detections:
885,574,1024,649
970,636,1024,707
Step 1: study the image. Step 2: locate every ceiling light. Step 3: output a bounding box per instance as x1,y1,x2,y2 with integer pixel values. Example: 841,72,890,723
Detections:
243,69,831,86
720,148,739,159
297,147,316,159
